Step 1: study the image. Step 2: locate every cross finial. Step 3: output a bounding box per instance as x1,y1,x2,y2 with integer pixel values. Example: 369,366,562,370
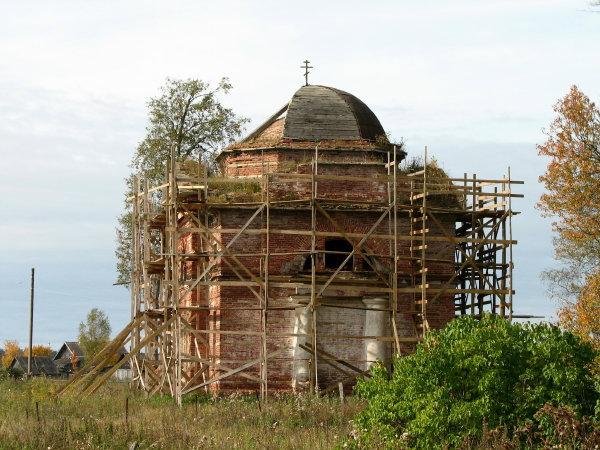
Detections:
301,60,313,86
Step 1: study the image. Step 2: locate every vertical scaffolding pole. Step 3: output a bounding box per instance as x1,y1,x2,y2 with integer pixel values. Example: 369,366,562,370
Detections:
508,166,514,321
409,169,416,336
470,174,477,315
421,147,429,334
476,174,485,317
130,177,141,385
500,174,507,317
168,146,182,405
392,147,400,353
309,144,320,394
491,185,498,315
203,161,211,384
260,168,270,400
460,172,468,316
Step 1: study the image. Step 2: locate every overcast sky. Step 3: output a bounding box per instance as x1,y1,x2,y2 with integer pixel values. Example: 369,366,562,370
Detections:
1,0,599,348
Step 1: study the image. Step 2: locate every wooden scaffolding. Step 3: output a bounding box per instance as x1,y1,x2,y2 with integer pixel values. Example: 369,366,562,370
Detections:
59,147,523,404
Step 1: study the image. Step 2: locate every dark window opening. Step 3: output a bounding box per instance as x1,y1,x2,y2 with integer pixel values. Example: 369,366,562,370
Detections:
325,239,353,270
302,254,312,271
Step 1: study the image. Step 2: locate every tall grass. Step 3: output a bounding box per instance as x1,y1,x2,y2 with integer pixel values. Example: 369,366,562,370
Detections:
0,378,361,449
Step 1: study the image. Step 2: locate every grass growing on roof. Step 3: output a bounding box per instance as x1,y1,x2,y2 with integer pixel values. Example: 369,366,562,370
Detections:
206,177,263,203
398,156,463,208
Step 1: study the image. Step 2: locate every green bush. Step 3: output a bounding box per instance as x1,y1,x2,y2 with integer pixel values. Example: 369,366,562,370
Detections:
0,366,22,380
352,315,599,449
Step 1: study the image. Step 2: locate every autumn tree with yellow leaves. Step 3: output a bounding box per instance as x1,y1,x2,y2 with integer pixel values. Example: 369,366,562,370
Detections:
538,85,600,347
2,342,53,368
1,341,21,368
23,345,53,358
558,272,600,346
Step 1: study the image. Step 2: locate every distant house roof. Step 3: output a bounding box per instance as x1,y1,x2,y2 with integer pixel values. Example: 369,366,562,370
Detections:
53,341,84,361
54,342,128,361
9,356,59,377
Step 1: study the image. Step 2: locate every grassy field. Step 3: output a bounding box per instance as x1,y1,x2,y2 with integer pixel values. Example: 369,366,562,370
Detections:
0,378,362,450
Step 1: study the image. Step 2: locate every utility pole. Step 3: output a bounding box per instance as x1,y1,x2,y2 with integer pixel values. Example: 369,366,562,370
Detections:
27,267,35,378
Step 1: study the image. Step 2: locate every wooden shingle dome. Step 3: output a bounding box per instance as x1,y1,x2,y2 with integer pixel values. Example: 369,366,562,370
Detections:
227,85,387,151
283,85,385,141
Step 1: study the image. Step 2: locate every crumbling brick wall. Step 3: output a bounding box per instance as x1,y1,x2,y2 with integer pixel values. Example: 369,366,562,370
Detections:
182,146,456,393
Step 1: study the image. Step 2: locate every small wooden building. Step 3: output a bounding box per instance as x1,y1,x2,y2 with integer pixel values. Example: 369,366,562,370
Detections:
53,341,132,380
9,356,59,377
53,341,85,376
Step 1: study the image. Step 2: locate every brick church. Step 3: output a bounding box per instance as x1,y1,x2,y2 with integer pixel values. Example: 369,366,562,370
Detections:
179,84,455,393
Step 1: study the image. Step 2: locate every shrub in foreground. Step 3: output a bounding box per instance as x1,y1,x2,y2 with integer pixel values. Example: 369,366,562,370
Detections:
352,315,599,449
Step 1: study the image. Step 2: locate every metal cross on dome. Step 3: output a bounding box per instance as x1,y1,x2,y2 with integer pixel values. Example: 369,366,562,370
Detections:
301,60,313,86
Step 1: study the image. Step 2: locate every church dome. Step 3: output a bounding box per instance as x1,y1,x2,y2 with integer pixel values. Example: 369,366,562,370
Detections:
283,85,385,141
228,85,386,150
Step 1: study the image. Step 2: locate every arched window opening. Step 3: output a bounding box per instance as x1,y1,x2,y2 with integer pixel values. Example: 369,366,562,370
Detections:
324,239,353,271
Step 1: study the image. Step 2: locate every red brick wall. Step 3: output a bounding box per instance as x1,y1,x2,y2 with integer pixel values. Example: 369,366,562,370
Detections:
180,145,456,393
